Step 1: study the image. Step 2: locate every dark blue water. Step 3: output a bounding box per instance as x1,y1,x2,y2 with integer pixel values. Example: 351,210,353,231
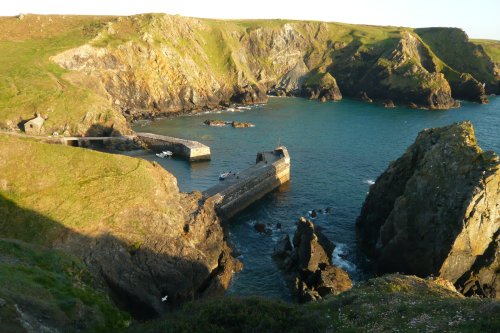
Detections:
132,97,500,300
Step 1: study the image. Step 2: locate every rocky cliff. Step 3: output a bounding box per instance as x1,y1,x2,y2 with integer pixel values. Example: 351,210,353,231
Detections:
356,122,499,298
0,134,240,323
0,14,498,136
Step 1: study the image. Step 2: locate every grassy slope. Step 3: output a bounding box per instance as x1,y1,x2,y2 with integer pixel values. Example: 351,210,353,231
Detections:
415,28,497,84
0,15,126,134
0,238,129,332
472,39,500,64
0,134,183,247
128,275,499,333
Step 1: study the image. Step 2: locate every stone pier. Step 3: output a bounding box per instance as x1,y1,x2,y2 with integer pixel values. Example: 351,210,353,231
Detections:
203,146,290,220
136,132,211,161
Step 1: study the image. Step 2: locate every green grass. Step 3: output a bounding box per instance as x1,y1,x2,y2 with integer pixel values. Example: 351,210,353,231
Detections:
0,134,184,247
0,238,130,332
472,39,500,64
415,28,497,85
127,275,499,333
0,15,125,134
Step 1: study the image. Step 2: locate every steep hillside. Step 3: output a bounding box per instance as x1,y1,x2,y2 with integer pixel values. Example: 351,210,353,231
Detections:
0,14,498,136
0,134,239,320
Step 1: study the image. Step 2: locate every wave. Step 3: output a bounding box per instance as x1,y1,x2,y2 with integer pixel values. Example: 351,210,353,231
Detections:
363,179,375,186
331,243,358,274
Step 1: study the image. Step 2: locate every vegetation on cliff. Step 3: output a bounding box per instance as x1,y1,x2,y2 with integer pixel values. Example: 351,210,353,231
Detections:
0,238,129,332
0,134,238,326
0,14,498,136
127,274,499,333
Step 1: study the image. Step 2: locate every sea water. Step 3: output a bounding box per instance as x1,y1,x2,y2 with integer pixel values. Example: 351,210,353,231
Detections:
132,97,500,300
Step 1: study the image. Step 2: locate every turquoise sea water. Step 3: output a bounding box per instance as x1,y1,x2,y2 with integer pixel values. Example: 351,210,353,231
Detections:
132,97,500,301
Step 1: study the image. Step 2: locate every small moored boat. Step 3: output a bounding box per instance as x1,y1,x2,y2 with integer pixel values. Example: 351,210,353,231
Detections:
156,151,173,158
219,172,231,180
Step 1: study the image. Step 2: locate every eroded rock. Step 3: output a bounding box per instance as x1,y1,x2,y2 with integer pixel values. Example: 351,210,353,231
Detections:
274,217,352,302
356,121,500,298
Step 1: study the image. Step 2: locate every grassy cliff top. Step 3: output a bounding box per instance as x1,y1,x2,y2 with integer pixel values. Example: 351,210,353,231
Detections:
0,134,184,247
472,39,500,63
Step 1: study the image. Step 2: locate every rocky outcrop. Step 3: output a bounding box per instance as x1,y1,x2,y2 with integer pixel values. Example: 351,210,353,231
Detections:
356,121,499,298
274,217,352,302
333,31,459,109
449,73,489,104
415,28,498,95
301,71,342,102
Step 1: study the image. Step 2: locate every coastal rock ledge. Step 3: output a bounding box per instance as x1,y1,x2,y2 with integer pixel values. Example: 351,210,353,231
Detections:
356,121,499,298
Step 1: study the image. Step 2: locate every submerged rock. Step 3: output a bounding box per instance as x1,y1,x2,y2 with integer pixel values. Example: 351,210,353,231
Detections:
356,121,500,298
274,217,352,302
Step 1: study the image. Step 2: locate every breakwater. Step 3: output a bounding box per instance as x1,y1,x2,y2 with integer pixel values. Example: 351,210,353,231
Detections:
203,146,290,220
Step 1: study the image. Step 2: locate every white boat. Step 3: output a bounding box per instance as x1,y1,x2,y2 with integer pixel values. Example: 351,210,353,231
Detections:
219,172,231,180
156,150,173,158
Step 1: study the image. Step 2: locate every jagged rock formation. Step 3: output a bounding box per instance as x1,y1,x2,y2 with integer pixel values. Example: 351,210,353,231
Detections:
0,135,240,319
274,217,352,302
356,122,499,298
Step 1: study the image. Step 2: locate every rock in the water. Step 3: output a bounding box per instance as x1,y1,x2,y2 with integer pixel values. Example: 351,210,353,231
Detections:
204,119,228,127
274,217,352,302
356,121,500,298
231,121,254,128
254,223,266,233
358,91,373,103
383,99,395,108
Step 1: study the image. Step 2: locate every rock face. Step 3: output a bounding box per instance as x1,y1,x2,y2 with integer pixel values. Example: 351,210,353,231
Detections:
356,122,500,298
44,14,498,133
274,217,352,302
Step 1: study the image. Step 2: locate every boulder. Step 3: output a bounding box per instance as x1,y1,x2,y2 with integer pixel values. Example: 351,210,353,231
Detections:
274,217,352,302
356,121,500,298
